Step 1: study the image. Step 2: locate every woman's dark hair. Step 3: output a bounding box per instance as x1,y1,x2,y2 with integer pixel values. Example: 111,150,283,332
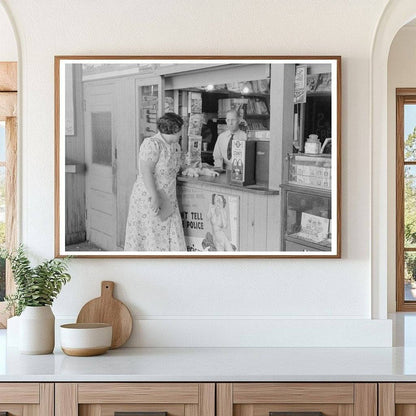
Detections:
157,112,184,134
212,193,226,207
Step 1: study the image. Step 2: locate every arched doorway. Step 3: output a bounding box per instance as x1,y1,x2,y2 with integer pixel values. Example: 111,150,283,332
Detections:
0,0,19,327
371,0,416,319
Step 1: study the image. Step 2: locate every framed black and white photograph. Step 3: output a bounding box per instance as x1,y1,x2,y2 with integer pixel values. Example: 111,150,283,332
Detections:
55,56,341,258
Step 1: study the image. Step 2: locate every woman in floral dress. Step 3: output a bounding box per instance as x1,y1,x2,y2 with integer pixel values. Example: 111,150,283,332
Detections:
124,113,186,251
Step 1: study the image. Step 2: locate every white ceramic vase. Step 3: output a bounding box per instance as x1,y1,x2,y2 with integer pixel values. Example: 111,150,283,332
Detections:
19,305,55,354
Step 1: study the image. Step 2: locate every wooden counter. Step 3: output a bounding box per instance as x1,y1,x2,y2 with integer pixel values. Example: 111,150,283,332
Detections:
177,173,280,251
177,173,279,196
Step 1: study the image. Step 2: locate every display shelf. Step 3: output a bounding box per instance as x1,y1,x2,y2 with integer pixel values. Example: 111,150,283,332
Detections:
285,233,331,251
280,182,332,252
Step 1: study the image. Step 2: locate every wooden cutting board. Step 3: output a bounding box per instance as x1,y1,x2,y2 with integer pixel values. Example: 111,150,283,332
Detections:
76,281,133,349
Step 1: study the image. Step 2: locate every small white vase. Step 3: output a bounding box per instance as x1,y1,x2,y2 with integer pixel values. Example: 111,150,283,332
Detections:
19,306,55,354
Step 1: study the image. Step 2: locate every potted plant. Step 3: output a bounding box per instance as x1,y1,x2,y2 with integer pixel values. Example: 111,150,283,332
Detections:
2,245,71,354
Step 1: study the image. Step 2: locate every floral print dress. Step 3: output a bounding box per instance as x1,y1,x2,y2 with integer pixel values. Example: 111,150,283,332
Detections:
124,133,186,251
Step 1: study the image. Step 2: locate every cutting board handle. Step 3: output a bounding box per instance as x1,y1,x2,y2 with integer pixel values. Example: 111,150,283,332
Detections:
101,281,115,298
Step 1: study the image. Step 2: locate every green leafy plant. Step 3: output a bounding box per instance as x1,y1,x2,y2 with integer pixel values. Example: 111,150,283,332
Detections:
1,245,71,316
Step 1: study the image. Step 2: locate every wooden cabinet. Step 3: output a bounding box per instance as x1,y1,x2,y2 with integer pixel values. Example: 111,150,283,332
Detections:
217,383,377,416
0,383,53,416
379,383,416,416
0,381,386,416
55,383,215,416
280,183,332,252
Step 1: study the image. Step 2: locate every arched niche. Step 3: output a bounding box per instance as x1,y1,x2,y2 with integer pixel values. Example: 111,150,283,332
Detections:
0,2,17,60
371,0,416,319
0,0,19,328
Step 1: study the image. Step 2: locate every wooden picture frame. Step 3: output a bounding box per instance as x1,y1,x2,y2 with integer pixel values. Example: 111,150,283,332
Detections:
55,56,341,258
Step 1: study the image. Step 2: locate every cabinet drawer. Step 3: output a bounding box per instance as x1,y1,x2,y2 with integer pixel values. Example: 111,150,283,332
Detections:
56,383,215,416
217,383,376,416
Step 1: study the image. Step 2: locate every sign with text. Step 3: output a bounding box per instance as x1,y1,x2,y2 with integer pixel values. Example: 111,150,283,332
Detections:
178,187,240,252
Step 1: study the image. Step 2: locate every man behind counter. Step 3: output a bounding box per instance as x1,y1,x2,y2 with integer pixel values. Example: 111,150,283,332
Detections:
213,109,247,170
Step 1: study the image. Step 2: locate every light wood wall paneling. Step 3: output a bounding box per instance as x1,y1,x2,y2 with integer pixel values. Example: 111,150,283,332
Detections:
78,383,199,404
199,383,215,416
233,383,354,404
379,384,395,416
0,62,17,92
55,383,78,416
217,383,233,416
353,384,377,416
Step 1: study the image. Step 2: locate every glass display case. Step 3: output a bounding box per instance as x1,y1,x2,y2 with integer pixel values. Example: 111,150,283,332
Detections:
280,183,332,251
288,153,331,189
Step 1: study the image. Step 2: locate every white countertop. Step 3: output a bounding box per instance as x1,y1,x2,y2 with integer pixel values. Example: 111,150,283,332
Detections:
2,329,416,382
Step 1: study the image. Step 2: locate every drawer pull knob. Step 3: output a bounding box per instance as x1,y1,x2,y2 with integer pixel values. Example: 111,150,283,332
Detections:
115,412,167,416
270,413,324,416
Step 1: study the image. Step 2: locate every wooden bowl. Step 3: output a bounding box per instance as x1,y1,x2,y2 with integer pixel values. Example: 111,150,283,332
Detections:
60,323,112,356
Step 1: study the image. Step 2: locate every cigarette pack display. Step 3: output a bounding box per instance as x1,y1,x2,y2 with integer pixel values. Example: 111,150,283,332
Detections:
300,212,330,242
288,154,332,190
230,140,256,186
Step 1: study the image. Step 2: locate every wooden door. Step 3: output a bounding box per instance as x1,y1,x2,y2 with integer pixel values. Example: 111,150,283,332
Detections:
84,81,118,251
217,383,376,416
56,382,215,416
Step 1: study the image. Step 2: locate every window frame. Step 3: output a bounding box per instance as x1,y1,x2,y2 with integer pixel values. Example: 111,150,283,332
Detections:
396,89,416,311
0,62,18,328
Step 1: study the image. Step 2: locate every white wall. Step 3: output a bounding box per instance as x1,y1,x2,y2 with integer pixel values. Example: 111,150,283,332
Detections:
0,3,17,61
0,0,393,346
387,25,416,312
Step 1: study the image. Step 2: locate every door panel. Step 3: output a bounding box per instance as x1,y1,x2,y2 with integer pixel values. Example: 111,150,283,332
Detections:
84,83,117,250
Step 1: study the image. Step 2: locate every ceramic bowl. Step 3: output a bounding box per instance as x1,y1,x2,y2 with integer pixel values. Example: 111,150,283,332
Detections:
60,323,112,356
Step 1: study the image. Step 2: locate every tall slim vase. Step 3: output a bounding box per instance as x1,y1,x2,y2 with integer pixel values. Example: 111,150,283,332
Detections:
19,306,55,354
